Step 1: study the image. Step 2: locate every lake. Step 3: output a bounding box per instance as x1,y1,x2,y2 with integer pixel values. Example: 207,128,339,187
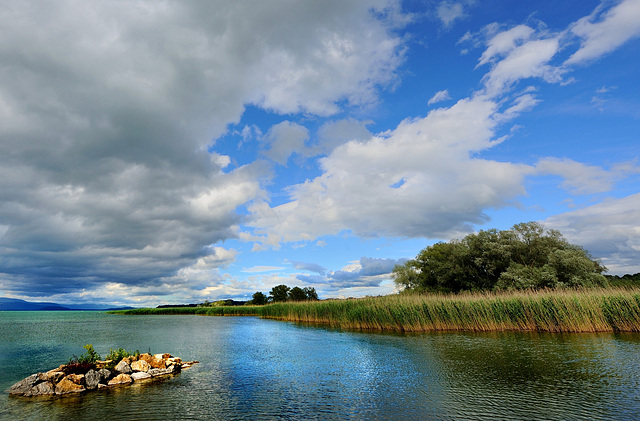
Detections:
1,311,639,420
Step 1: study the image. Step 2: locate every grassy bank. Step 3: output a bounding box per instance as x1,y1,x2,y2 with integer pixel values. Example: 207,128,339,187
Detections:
110,288,640,333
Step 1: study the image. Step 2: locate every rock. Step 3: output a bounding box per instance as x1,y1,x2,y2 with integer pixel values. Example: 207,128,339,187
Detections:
55,377,86,395
98,368,112,382
147,366,177,377
107,373,132,386
24,381,55,397
67,373,85,385
114,360,132,374
8,374,40,395
85,369,100,390
131,371,152,381
131,360,151,372
38,370,65,383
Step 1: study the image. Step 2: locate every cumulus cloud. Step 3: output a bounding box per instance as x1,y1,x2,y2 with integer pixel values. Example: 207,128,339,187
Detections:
566,0,640,65
246,96,535,244
545,193,640,275
0,0,407,301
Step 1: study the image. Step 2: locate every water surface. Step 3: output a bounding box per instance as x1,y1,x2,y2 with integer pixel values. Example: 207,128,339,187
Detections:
1,311,639,420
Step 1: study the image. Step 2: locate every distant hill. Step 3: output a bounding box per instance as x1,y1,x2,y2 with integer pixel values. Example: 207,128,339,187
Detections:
0,297,134,311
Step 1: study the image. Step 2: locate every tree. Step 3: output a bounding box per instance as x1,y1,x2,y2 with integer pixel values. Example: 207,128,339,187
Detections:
393,222,608,293
288,286,307,301
269,284,290,302
303,286,318,300
249,291,268,305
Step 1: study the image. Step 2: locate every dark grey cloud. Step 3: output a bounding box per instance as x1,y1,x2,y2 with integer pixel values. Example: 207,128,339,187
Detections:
0,0,406,300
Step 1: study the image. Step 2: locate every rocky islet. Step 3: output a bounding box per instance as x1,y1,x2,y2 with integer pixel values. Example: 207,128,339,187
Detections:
8,353,198,397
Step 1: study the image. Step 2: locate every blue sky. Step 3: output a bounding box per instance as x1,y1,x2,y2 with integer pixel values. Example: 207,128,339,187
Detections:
1,0,639,306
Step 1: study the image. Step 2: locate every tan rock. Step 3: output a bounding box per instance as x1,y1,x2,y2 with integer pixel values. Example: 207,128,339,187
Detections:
131,360,151,372
107,373,132,386
67,373,85,385
38,370,65,383
167,357,182,365
138,353,153,363
147,357,166,369
55,377,86,395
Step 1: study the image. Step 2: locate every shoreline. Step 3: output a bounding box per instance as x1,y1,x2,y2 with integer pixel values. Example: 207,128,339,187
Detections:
110,288,640,333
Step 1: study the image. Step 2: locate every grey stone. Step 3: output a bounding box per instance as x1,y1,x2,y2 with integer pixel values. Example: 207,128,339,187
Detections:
24,381,55,397
98,368,112,382
131,371,152,381
114,360,132,374
8,373,40,395
85,369,100,390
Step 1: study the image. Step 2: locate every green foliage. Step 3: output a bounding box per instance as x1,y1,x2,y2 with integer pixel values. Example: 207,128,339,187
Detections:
288,286,307,301
250,291,268,305
394,222,608,293
269,284,290,302
105,347,140,369
68,344,101,366
303,287,318,301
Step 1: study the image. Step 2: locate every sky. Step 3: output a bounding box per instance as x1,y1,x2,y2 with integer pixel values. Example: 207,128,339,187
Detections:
1,0,639,307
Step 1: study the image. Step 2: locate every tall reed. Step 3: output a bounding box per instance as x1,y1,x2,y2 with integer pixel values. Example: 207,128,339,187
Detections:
110,288,640,333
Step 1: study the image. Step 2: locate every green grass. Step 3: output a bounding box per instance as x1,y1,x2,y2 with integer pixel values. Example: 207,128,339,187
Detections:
109,288,640,333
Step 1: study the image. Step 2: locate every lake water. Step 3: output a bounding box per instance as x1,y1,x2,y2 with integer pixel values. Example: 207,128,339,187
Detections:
1,311,639,420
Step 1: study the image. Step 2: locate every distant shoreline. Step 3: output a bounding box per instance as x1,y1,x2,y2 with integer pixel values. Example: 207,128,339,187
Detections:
110,288,640,333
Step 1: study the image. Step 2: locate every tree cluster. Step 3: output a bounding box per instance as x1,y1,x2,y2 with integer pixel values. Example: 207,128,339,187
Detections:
393,222,608,293
248,285,319,305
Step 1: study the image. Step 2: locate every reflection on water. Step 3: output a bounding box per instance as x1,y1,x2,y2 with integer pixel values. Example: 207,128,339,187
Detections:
1,312,639,420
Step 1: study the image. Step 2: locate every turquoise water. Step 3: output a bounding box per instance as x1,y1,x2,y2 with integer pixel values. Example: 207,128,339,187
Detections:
1,311,640,420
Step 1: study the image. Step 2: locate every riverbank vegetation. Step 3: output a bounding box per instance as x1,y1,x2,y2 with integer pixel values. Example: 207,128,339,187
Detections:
110,287,640,333
392,222,607,293
111,223,640,333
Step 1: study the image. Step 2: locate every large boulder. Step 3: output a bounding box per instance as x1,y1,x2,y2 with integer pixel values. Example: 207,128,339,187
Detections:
24,381,55,397
55,377,86,395
8,374,39,395
85,369,100,390
98,368,112,382
67,373,85,385
114,360,132,374
108,373,132,386
130,360,151,372
38,370,65,383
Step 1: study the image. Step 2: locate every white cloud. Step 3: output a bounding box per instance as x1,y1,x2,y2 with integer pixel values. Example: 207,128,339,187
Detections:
477,25,535,66
546,193,640,275
437,1,470,28
246,96,535,245
428,89,452,105
566,0,640,65
535,158,638,195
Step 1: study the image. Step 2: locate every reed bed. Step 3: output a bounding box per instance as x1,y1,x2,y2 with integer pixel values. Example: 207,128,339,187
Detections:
110,288,640,333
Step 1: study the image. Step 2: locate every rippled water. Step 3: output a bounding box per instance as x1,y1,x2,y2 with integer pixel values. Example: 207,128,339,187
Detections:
1,311,639,420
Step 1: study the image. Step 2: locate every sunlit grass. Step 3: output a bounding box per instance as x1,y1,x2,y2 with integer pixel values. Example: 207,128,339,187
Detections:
110,288,640,333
